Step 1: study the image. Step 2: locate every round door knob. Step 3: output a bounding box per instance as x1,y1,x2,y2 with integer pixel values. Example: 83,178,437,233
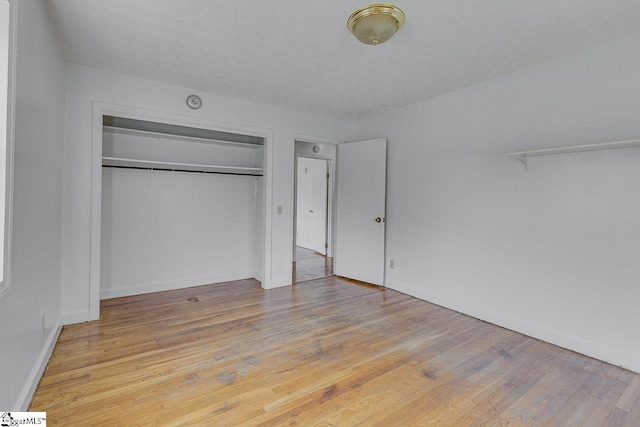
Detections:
375,217,382,223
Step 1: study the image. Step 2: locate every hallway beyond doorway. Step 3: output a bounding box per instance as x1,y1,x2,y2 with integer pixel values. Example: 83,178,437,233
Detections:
292,246,333,283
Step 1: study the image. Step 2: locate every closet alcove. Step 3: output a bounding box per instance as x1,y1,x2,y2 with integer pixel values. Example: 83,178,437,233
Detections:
100,115,265,299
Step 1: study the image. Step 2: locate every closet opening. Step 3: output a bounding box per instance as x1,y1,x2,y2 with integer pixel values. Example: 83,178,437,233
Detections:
99,113,266,301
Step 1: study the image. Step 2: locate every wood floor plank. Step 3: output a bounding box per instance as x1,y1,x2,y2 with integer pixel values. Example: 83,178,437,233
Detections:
29,277,640,426
621,386,640,427
293,246,334,283
375,337,535,426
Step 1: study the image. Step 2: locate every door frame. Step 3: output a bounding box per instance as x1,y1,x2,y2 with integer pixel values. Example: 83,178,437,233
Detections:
290,136,340,277
293,155,333,261
90,102,274,320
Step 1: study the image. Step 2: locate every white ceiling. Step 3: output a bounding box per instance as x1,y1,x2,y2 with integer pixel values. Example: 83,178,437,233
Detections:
47,0,640,120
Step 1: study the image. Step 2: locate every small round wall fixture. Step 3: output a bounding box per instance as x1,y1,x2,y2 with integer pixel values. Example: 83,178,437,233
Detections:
312,145,321,153
186,94,202,109
347,3,405,46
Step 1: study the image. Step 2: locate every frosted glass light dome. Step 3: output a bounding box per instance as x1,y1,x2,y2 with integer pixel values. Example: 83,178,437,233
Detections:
347,4,405,46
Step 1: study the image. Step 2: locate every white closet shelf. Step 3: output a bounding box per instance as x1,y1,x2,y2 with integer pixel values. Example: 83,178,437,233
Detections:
506,138,640,170
102,156,263,176
103,125,263,149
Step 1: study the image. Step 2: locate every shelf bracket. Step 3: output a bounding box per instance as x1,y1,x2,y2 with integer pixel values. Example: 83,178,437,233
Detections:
505,138,640,171
510,154,528,171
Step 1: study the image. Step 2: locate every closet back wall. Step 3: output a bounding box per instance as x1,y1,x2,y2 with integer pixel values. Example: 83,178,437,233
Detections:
100,130,260,299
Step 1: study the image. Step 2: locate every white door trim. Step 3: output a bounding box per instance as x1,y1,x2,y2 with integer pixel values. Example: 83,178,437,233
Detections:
90,102,274,320
290,134,341,278
294,155,333,258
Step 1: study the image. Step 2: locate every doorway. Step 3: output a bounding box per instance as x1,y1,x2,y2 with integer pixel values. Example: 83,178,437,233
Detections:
293,154,334,283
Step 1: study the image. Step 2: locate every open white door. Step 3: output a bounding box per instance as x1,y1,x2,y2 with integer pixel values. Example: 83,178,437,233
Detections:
335,138,386,286
296,157,328,255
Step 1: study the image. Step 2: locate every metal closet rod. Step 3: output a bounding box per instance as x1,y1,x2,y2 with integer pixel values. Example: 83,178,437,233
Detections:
102,164,263,176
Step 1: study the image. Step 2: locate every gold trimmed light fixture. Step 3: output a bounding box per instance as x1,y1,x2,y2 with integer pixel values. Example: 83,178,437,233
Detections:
347,4,405,46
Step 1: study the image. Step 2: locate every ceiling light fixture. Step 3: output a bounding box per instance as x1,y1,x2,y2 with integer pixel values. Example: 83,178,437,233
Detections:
347,3,405,46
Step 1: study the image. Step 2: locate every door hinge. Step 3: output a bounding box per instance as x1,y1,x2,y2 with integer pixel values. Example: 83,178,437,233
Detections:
325,243,328,249
326,173,330,179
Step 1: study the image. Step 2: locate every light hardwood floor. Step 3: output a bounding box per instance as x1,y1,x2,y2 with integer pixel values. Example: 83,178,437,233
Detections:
30,277,640,426
293,246,334,284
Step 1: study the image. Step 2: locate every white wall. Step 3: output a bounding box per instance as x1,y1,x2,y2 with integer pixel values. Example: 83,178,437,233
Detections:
295,140,337,159
254,176,264,281
102,128,262,167
0,0,66,409
101,169,259,299
0,0,9,278
62,64,351,322
353,33,640,372
100,130,262,298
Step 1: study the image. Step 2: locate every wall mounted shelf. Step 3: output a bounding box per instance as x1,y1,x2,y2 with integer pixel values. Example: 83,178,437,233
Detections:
103,125,263,149
102,156,263,176
506,138,640,170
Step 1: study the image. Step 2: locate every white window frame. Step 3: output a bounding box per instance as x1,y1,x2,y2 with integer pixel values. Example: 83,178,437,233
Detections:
0,0,17,299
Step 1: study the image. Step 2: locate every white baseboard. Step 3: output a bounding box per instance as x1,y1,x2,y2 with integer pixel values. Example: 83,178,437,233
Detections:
62,309,91,325
64,274,263,326
385,279,640,374
263,276,292,289
14,318,62,410
252,271,264,283
100,272,255,300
